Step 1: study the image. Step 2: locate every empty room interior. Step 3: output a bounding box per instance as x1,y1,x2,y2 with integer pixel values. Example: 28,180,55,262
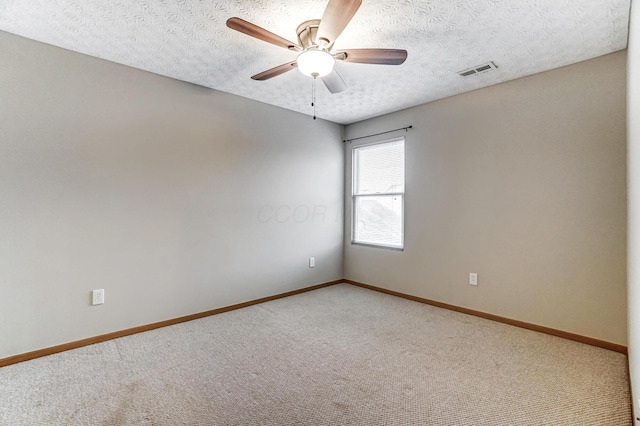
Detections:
2,0,640,424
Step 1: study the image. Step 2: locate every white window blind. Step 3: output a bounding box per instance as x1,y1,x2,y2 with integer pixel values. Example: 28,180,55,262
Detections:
352,138,405,249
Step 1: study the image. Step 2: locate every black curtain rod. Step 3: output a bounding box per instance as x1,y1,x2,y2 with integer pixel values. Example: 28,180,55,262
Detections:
342,125,413,143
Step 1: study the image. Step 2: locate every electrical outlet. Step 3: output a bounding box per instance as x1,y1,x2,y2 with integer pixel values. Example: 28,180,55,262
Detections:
92,289,105,305
469,273,478,286
309,257,315,268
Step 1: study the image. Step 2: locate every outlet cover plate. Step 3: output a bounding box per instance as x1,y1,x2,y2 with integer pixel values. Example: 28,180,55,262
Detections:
92,289,105,305
469,273,478,286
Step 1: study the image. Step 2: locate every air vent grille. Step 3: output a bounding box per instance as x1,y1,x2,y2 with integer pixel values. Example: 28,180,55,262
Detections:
460,69,477,77
458,61,498,77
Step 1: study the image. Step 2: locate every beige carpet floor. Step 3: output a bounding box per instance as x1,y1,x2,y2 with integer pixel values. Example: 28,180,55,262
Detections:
0,283,632,425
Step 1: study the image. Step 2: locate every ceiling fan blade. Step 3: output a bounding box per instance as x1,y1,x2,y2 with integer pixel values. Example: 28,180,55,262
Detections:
335,49,408,65
316,0,362,46
321,69,347,93
227,17,300,50
251,61,298,81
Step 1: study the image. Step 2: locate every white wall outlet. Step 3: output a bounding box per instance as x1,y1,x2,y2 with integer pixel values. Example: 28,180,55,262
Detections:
469,273,478,286
309,257,315,268
92,289,105,305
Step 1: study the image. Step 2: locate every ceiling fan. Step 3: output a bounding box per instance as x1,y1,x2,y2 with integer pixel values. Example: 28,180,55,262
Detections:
226,0,407,94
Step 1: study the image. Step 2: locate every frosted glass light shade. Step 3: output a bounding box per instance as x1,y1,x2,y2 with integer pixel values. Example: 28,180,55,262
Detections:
297,49,335,77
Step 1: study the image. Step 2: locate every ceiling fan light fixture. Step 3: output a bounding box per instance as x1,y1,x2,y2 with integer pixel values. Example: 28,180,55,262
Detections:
297,49,335,78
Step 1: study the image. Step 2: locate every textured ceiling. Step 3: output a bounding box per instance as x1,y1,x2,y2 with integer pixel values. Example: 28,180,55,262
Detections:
0,0,631,124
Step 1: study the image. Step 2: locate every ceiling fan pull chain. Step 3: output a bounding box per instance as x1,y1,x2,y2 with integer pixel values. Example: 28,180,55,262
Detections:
312,77,317,120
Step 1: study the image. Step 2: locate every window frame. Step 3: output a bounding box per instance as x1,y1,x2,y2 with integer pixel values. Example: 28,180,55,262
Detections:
351,137,405,251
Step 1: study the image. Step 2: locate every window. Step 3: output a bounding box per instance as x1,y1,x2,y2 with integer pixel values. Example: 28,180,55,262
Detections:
352,138,405,249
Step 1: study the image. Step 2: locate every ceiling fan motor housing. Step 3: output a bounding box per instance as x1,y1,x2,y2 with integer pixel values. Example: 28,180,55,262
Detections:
296,20,334,51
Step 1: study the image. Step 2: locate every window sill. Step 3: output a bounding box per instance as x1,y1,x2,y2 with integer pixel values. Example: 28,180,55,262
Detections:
350,241,404,251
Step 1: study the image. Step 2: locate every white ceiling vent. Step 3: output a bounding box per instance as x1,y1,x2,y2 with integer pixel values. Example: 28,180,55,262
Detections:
458,61,498,77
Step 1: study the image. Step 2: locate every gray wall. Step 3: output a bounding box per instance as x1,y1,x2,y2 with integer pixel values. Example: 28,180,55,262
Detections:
628,0,640,421
0,31,344,359
344,51,627,346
